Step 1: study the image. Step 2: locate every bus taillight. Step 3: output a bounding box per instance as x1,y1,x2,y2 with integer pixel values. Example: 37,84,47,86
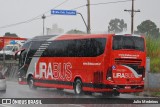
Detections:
139,66,145,81
106,67,113,80
142,68,145,81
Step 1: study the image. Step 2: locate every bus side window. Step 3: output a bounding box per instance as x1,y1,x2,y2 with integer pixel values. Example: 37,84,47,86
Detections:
76,39,87,57
89,38,106,57
66,40,76,57
90,39,97,56
76,40,82,57
113,36,122,50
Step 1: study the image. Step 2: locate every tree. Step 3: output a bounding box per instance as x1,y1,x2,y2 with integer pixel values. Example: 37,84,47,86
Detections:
66,29,86,34
108,18,127,33
136,20,160,38
4,32,19,37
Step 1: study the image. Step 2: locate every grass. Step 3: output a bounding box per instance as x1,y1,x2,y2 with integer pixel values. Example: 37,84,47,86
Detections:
146,36,160,73
151,92,160,97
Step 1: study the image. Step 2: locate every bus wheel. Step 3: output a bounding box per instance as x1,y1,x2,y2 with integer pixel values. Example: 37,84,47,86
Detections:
28,76,36,89
74,79,83,95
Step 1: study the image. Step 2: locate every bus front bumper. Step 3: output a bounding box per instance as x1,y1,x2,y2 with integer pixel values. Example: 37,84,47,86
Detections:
83,83,144,93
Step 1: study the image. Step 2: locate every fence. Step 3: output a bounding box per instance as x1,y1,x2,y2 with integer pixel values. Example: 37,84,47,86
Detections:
145,57,160,91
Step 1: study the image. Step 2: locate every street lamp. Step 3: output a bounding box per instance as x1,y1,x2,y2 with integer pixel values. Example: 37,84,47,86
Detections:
42,14,46,35
86,0,91,34
77,12,88,33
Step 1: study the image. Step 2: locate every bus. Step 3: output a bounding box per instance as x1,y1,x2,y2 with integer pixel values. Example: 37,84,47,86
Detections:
0,37,26,60
0,37,26,51
16,34,146,96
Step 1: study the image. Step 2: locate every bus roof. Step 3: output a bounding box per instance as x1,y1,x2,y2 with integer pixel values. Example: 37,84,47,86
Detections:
28,34,109,42
29,34,144,42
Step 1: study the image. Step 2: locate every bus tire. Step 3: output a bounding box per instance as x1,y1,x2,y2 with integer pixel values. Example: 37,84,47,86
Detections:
28,76,36,89
74,79,83,95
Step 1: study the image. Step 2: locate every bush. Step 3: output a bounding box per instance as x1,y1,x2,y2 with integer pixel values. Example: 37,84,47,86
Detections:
146,36,160,72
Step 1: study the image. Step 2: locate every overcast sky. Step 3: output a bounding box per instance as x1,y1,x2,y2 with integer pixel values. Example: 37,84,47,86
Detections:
0,0,159,38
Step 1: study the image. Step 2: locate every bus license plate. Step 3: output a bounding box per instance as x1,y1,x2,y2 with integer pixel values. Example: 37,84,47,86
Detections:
125,86,131,89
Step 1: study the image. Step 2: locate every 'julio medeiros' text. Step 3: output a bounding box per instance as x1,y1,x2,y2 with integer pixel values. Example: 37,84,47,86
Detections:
133,99,158,104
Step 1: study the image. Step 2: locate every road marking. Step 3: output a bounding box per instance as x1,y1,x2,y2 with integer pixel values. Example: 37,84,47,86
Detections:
68,104,85,107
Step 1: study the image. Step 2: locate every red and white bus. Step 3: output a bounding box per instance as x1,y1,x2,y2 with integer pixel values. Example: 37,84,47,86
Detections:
17,34,146,95
0,37,27,50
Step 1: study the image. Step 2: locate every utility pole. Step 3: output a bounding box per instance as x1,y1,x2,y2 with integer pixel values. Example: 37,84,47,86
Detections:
87,0,91,34
2,38,5,68
42,14,46,35
124,0,140,34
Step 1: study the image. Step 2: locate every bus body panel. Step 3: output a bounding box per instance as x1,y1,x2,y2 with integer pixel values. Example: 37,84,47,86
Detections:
17,34,146,93
33,55,105,90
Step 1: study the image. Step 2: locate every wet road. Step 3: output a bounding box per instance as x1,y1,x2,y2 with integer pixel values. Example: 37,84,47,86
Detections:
0,81,159,107
1,81,141,98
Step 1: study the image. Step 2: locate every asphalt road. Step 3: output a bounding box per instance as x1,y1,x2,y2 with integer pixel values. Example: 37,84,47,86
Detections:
0,81,159,107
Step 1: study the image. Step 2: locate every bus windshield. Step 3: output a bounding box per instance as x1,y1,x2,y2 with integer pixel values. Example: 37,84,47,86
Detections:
112,36,145,51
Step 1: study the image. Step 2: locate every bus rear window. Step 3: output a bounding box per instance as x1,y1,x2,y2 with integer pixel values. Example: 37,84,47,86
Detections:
112,36,145,51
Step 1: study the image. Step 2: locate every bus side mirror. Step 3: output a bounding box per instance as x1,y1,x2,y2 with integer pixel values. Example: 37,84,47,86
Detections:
13,49,15,52
15,51,21,60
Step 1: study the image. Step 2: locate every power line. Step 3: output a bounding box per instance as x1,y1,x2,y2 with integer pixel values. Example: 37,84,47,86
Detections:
46,0,133,29
36,0,70,19
71,0,134,34
72,4,86,10
0,0,133,29
72,0,134,10
0,0,69,29
0,17,41,29
90,0,134,6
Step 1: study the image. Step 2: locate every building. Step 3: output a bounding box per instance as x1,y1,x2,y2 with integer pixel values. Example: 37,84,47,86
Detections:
46,24,64,35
